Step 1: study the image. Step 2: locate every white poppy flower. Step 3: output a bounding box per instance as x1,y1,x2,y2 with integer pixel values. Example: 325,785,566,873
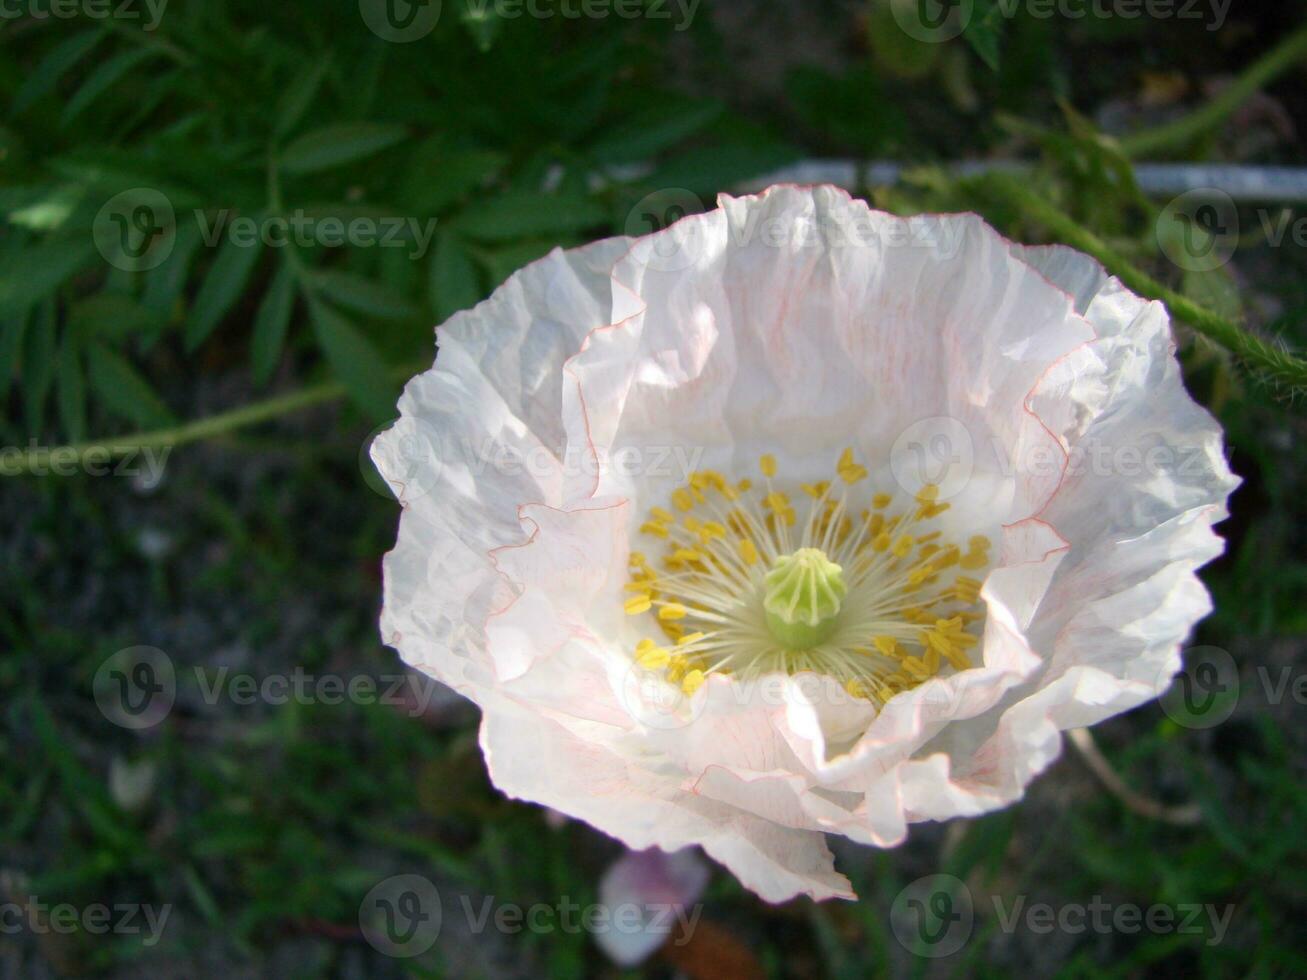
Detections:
373,185,1238,903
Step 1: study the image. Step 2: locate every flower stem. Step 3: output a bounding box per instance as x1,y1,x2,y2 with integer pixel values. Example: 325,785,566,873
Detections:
972,172,1307,393
1118,24,1307,158
0,362,424,477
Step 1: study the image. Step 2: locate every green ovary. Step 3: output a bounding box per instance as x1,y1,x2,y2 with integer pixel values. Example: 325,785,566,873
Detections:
762,547,847,650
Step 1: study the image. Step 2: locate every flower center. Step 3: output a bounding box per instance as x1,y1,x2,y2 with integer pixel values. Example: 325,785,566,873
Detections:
624,449,991,704
763,548,846,650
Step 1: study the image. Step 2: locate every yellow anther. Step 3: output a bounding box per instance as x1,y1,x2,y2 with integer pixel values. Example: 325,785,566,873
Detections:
873,635,899,657
892,534,914,558
916,484,940,503
959,550,988,570
678,632,707,646
683,516,701,532
872,492,892,509
737,478,752,492
837,447,868,484
759,455,777,478
872,532,892,552
969,535,991,551
640,521,669,538
681,669,705,694
658,603,688,621
624,580,654,592
902,656,929,680
738,538,759,566
700,521,726,540
671,488,694,512
650,507,674,524
907,563,935,586
844,678,867,699
624,595,652,615
636,641,671,669
672,548,703,564
801,481,830,499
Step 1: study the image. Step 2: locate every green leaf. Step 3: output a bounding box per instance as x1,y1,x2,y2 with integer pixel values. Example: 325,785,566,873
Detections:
455,191,606,243
589,99,724,166
62,48,161,126
68,295,168,342
14,29,105,113
0,315,27,403
87,344,175,428
0,236,96,319
251,262,297,385
648,142,798,196
399,144,507,214
184,235,265,351
429,232,481,321
274,58,331,140
308,269,420,320
143,221,204,316
280,123,408,175
56,336,87,443
23,301,56,435
964,0,1004,71
308,299,395,422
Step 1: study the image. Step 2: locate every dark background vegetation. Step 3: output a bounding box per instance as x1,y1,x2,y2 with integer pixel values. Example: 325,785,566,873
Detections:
3,0,1306,976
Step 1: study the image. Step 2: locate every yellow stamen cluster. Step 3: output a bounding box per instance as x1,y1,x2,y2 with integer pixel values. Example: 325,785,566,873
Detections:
625,449,992,704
